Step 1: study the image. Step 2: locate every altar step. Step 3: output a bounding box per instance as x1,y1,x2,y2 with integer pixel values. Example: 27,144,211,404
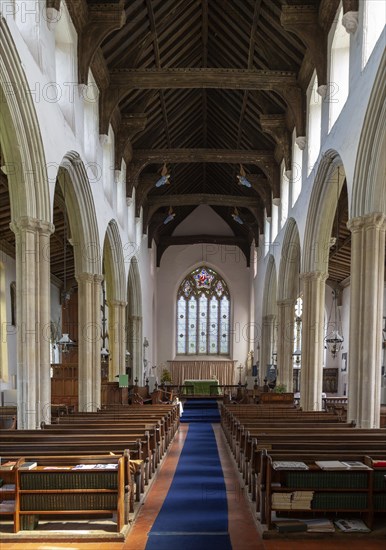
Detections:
180,399,221,423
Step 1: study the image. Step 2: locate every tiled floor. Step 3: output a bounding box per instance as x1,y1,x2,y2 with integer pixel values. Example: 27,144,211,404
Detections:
1,424,385,550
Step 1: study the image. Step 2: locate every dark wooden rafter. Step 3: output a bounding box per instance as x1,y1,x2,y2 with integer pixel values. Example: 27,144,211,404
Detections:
78,1,126,86
99,68,303,135
281,5,327,89
342,0,359,13
46,0,61,11
260,114,292,172
202,0,208,148
145,193,260,226
145,0,171,148
127,148,279,199
114,113,147,170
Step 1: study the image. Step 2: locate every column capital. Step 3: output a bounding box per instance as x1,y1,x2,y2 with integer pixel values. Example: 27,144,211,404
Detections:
347,212,386,233
300,270,328,282
108,299,127,308
76,272,95,284
93,274,104,284
263,314,276,322
10,216,55,236
277,298,296,307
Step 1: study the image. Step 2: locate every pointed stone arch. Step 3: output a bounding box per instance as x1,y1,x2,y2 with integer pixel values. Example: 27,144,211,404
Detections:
127,257,143,383
261,256,278,380
0,18,50,222
57,152,101,277
302,150,345,276
56,152,102,411
348,51,385,427
0,20,52,428
301,151,346,410
277,219,301,390
352,50,386,218
102,220,127,379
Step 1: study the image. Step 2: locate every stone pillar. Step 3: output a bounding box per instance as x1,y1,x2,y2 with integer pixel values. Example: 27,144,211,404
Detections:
261,314,276,381
128,314,142,383
107,299,127,380
77,273,102,411
347,213,386,428
10,217,54,429
277,299,296,391
300,271,327,411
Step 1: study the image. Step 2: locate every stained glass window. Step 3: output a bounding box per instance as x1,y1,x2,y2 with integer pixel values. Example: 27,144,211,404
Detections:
176,266,230,355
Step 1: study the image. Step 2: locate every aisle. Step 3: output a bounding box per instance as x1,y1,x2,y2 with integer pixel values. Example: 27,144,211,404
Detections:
145,423,231,550
125,421,261,550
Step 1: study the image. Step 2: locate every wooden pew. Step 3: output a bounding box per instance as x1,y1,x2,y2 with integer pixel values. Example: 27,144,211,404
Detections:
262,450,386,529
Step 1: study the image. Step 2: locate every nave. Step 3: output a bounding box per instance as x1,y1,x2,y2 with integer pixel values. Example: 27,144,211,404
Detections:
2,419,385,550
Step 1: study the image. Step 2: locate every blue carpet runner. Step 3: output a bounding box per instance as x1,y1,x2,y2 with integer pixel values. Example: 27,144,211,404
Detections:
180,399,221,423
145,422,232,550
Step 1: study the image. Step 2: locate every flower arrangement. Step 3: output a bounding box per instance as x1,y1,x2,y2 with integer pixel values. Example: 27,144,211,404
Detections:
274,383,287,393
160,368,172,384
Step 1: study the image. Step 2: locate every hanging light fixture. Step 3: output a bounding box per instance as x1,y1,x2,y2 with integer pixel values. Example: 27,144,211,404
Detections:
155,163,171,187
292,289,302,365
324,168,344,359
100,279,109,362
55,187,75,354
324,288,344,358
237,164,252,187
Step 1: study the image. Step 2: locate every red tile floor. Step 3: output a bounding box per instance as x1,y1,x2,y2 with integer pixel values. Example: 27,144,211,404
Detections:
1,423,385,550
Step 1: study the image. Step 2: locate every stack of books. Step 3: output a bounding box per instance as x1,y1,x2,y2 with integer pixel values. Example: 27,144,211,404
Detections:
0,461,17,470
272,491,314,510
303,518,335,532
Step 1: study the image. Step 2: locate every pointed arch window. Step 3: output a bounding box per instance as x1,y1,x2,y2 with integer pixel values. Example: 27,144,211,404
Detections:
176,266,230,355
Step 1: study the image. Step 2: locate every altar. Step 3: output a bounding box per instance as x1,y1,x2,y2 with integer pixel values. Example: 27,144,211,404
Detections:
183,379,220,395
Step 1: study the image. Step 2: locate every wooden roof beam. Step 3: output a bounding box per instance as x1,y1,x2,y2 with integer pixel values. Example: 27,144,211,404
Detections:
99,68,301,135
78,1,126,85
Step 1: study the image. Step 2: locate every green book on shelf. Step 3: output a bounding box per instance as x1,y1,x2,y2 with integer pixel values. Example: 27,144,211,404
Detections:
275,520,308,533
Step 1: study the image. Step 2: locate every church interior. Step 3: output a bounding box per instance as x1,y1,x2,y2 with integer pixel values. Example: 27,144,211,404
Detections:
0,0,385,548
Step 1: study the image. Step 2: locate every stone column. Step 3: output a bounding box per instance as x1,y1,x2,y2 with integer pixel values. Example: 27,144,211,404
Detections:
77,273,102,411
10,217,54,429
300,271,327,411
92,275,103,407
347,213,386,428
277,299,296,391
128,315,142,383
107,299,127,380
261,314,276,381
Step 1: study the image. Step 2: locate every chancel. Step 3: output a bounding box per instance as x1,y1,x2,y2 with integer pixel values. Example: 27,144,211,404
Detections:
0,1,385,548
